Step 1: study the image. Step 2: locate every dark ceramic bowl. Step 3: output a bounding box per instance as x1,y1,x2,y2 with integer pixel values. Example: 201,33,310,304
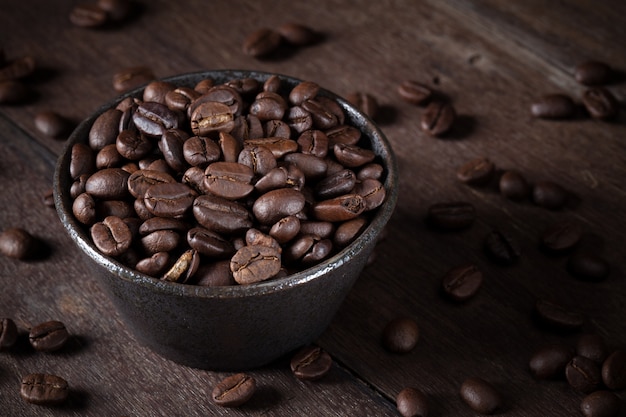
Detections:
54,70,398,370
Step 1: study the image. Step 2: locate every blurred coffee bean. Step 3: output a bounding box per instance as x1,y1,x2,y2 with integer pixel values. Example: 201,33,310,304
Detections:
459,377,502,414
0,227,38,260
290,346,333,380
574,61,613,85
396,387,429,417
381,317,419,353
531,94,576,119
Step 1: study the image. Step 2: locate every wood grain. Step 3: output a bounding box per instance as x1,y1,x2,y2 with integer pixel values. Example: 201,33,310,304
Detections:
1,0,625,415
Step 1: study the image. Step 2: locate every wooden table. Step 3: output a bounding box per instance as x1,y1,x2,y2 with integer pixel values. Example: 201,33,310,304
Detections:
1,1,625,415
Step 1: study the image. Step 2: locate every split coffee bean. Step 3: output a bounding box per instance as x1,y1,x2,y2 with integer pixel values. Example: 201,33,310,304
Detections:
0,318,19,350
20,373,69,406
532,181,568,210
69,3,108,28
397,80,432,105
381,317,419,353
529,343,573,379
421,100,456,136
582,88,619,120
456,157,494,185
242,28,282,57
346,92,379,120
566,252,610,282
574,61,613,85
113,66,155,93
534,298,584,331
576,334,608,364
277,22,318,46
396,387,429,417
459,377,502,415
530,94,577,119
441,264,483,302
602,350,626,390
290,346,333,380
580,391,620,417
566,355,602,393
0,227,38,260
483,229,520,265
212,373,256,407
540,220,582,254
29,320,69,352
427,201,475,231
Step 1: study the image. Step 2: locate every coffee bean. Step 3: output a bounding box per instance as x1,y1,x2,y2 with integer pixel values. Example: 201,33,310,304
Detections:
289,81,319,105
133,102,179,137
483,229,520,265
0,318,18,350
20,373,69,406
193,195,252,234
143,182,196,218
116,129,153,161
421,101,456,136
195,260,235,286
0,55,36,81
127,169,176,199
333,143,376,168
346,92,379,119
499,170,530,200
397,80,432,105
575,61,613,86
312,194,365,222
242,28,282,57
29,320,69,352
97,0,135,22
143,80,175,104
290,346,333,380
0,227,38,260
190,101,235,136
396,387,429,417
230,245,281,284
534,299,584,331
576,334,608,364
302,98,339,129
531,94,576,119
529,343,574,379
567,252,610,281
135,252,170,277
532,181,568,210
334,217,367,248
34,111,71,138
69,3,108,28
381,317,419,353
255,165,305,193
73,192,97,225
540,220,582,254
269,215,301,244
113,66,155,93
566,356,602,393
582,88,619,120
441,264,483,302
0,80,31,104
212,373,256,407
91,215,133,257
89,108,122,151
457,157,495,185
325,125,361,147
459,377,502,414
427,201,475,231
602,350,626,390
162,249,199,283
188,227,234,258
85,168,131,200
580,391,620,417
277,22,318,45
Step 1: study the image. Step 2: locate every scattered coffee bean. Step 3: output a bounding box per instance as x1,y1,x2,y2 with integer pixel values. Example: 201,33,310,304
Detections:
602,350,626,390
0,227,38,260
113,66,155,93
540,220,582,254
576,334,608,364
529,343,573,379
43,189,55,208
566,252,610,282
457,157,495,185
459,377,502,414
534,299,584,331
242,28,282,57
532,181,568,210
441,264,483,302
34,110,71,138
582,88,619,120
381,317,419,353
421,100,456,136
290,346,333,380
397,80,432,105
574,61,613,86
396,387,429,417
346,92,379,120
531,94,576,119
277,22,318,46
0,318,19,350
580,391,620,417
483,229,520,265
566,355,602,393
212,373,256,407
69,3,108,28
230,245,281,284
20,373,69,406
499,170,530,200
427,201,475,231
29,320,69,352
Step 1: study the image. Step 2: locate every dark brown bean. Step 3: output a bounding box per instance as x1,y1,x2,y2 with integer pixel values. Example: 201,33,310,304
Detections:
582,88,619,120
532,181,568,209
534,298,584,331
576,334,608,364
89,108,122,151
204,162,255,200
499,170,530,200
602,350,626,390
277,22,318,45
212,373,256,407
575,61,613,86
397,80,432,105
457,157,495,185
34,111,71,138
0,55,35,81
253,188,306,225
441,264,483,302
193,195,252,234
312,194,365,222
381,317,419,353
90,216,133,257
127,169,176,199
540,220,582,254
20,373,69,406
0,318,18,350
0,227,38,260
580,391,620,417
135,252,170,277
133,102,180,137
29,320,69,352
459,377,502,414
230,245,281,284
289,81,320,105
242,28,282,57
112,66,155,93
421,101,456,136
116,130,153,161
188,227,234,258
529,343,574,379
427,201,475,231
567,252,610,282
484,229,521,265
566,356,602,393
531,94,576,119
72,193,97,225
396,387,429,417
290,346,333,380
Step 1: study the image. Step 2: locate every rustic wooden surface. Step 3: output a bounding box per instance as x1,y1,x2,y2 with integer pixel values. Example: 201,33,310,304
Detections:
1,0,625,415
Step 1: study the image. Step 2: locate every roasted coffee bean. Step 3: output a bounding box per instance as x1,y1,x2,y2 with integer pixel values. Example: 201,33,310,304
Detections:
43,189,55,208
529,343,574,379
139,217,188,236
20,373,69,406
499,170,530,200
287,105,314,134
300,238,332,264
230,245,281,284
244,137,298,159
158,129,188,173
135,252,170,277
91,216,133,257
396,387,429,417
566,355,602,393
218,132,242,163
333,217,367,248
541,220,582,254
269,215,301,244
165,86,200,111
96,143,124,169
256,164,305,193
290,346,333,380
357,163,384,181
116,130,153,161
143,81,175,104
250,92,288,121
283,234,319,264
333,143,375,168
277,22,318,45
421,101,455,136
190,101,235,135
34,111,70,138
532,181,568,209
226,77,260,96
69,2,108,27
457,157,495,185
113,66,155,93
315,169,356,199
580,391,620,417
140,230,180,254
531,94,576,119
0,227,37,260
567,252,610,281
325,125,361,148
353,178,386,211
242,28,282,57
193,195,252,234
133,102,180,137
204,161,255,200
89,108,122,150
29,320,69,352
302,98,338,129
0,80,31,104
253,188,306,225
484,229,520,265
263,119,291,138
198,84,244,116
312,194,365,222
575,61,613,86
127,169,176,199
98,0,135,21
381,317,419,353
459,377,502,415
297,130,329,158
195,260,235,286
212,373,256,407
162,249,199,283
238,145,277,176
289,81,319,105
397,80,432,105
577,334,608,364
85,168,130,200
0,55,35,81
283,153,328,180
427,201,475,231
534,299,584,331
143,182,195,218
188,227,234,258
245,228,281,251
441,264,483,302
317,96,345,125
70,174,90,199
72,193,97,225
602,350,626,390
0,318,18,350
582,88,619,120
346,91,379,119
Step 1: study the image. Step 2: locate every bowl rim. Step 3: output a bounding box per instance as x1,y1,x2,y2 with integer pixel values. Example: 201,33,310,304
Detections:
53,69,398,299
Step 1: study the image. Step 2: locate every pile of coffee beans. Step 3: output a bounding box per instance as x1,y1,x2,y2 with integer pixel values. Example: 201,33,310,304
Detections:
242,23,320,58
397,79,457,137
67,75,387,286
